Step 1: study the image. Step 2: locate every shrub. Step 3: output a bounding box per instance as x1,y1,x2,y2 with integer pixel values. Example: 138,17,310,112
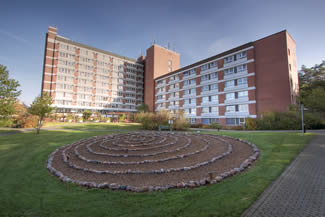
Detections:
190,123,203,128
82,110,92,121
172,111,190,131
119,114,126,122
222,125,244,130
13,113,38,128
304,113,325,129
135,110,189,131
0,119,13,127
245,118,257,130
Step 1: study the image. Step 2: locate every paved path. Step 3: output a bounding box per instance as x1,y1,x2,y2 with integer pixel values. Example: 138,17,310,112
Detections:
242,133,325,217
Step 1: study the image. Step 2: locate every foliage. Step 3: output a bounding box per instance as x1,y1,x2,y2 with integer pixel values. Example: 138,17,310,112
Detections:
119,114,126,122
82,110,92,121
11,102,37,128
245,118,257,130
190,123,203,128
28,92,54,134
208,122,222,130
0,119,13,127
135,111,170,130
221,125,244,130
0,64,21,120
93,112,102,122
136,103,149,112
0,130,313,217
245,111,325,130
299,61,325,113
171,110,190,130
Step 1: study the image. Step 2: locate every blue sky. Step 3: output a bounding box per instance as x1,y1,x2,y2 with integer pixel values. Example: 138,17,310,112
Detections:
0,0,324,105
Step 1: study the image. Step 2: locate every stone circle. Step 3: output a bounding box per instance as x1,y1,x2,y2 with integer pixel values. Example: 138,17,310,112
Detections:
47,131,259,192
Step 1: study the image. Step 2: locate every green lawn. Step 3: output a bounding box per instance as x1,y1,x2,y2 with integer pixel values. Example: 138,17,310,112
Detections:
0,129,21,134
60,122,141,131
0,127,313,217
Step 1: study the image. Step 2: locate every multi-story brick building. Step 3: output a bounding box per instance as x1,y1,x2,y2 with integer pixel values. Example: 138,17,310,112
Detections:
42,27,298,125
42,26,144,114
153,30,299,125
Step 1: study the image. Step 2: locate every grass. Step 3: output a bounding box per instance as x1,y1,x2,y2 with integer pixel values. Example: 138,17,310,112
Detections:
0,126,314,217
61,122,141,131
0,129,21,134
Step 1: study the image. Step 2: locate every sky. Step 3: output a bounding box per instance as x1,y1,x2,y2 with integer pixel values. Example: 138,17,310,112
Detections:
0,0,324,105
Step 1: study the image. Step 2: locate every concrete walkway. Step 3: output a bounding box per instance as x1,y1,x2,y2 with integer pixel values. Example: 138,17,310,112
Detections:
242,133,325,217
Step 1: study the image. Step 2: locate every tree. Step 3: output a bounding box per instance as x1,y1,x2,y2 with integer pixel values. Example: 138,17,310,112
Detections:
29,92,54,134
299,60,325,113
82,110,92,121
136,103,149,112
0,64,21,119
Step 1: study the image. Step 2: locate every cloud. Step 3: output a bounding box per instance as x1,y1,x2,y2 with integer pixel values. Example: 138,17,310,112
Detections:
0,29,30,45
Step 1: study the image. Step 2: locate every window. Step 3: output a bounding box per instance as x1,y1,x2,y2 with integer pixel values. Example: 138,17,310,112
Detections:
201,74,210,81
202,118,219,125
168,60,172,66
183,89,188,95
168,66,172,72
224,56,233,64
202,85,209,92
184,80,190,86
190,118,196,124
184,99,191,104
184,69,195,77
202,107,209,113
210,83,218,90
237,64,247,72
211,106,218,113
224,67,235,76
226,118,236,125
202,96,209,103
236,51,247,59
226,92,235,100
210,72,218,79
190,108,196,115
237,77,248,86
209,61,218,69
225,80,235,88
201,64,209,71
210,95,218,102
238,91,248,98
288,49,291,56
226,105,236,112
238,104,248,112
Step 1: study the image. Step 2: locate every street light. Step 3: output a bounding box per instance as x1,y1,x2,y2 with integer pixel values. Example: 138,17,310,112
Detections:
301,104,308,136
301,104,304,136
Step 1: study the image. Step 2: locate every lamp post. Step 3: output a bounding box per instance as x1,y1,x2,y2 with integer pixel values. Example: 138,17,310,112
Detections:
301,104,304,136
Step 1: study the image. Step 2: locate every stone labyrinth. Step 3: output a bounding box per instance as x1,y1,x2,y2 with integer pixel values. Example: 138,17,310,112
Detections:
47,132,259,192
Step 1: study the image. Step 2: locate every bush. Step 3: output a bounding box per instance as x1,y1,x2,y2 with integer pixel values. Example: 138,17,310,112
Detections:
172,111,190,131
304,113,325,129
13,113,38,128
0,119,13,127
135,110,189,131
256,111,300,130
251,111,325,130
190,123,203,128
245,118,257,130
119,114,126,122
